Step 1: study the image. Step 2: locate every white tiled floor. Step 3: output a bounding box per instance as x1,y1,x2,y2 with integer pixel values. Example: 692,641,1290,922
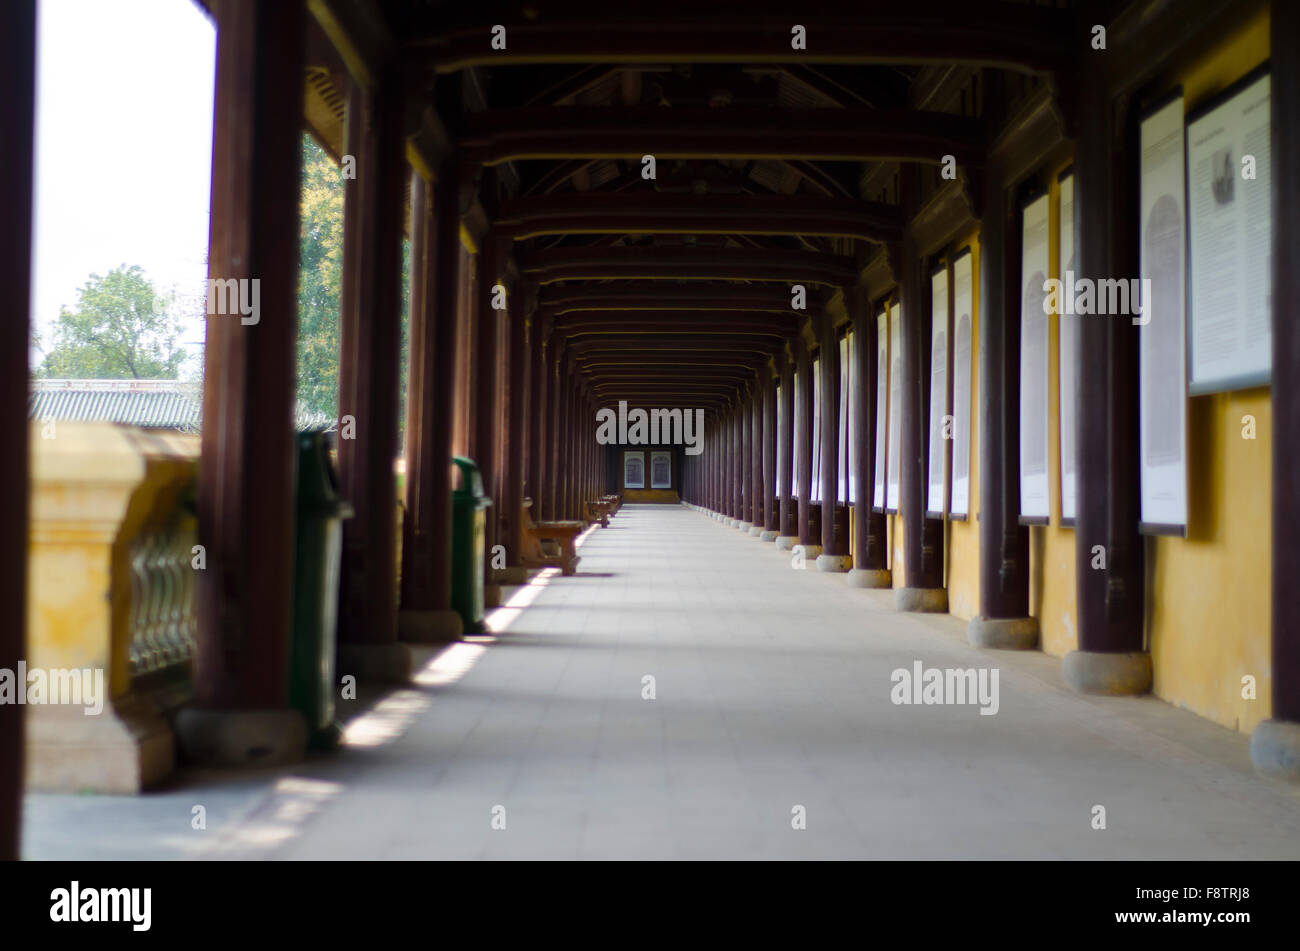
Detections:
25,503,1300,859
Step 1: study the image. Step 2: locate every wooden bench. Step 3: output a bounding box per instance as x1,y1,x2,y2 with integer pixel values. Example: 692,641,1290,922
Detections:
521,500,583,576
602,494,621,516
585,499,611,528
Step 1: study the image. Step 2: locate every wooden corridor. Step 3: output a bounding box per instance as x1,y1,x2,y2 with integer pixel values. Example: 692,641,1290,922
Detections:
23,505,1300,859
3,0,1299,861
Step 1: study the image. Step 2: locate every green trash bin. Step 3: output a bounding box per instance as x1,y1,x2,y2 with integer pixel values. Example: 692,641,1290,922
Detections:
451,456,492,634
289,431,353,750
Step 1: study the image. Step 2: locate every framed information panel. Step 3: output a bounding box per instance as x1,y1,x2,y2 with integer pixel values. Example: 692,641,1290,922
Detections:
950,250,974,519
1057,171,1078,526
873,308,889,511
623,451,645,489
926,266,951,518
1186,64,1272,394
1019,192,1051,524
1139,92,1190,534
886,302,902,513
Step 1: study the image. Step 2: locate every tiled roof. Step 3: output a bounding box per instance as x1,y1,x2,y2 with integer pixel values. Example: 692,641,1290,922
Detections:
29,379,335,432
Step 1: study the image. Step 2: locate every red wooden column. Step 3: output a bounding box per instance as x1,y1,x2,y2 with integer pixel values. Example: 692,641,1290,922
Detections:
967,141,1037,648
747,385,763,533
1250,0,1300,779
817,313,851,571
0,0,35,860
761,371,779,540
473,234,504,606
847,289,891,586
794,335,818,556
178,0,308,766
501,284,532,584
527,314,549,515
730,404,742,524
1061,61,1147,687
737,389,753,530
400,162,464,644
718,413,727,518
336,67,412,681
776,350,798,548
560,360,575,518
545,338,563,520
896,168,947,610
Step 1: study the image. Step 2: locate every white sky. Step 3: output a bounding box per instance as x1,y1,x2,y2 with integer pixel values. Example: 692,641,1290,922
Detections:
31,0,216,377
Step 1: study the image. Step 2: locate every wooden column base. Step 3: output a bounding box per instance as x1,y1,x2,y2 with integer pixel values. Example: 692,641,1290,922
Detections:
1062,650,1152,696
894,587,949,613
174,707,307,770
847,568,892,589
399,609,464,644
967,616,1039,651
1250,720,1300,782
816,554,853,573
336,641,412,684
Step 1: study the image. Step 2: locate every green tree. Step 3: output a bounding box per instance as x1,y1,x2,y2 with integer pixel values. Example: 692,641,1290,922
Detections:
36,264,186,379
296,133,410,442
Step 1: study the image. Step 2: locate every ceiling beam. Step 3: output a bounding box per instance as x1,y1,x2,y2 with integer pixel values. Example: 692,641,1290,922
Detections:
497,192,901,242
404,4,1075,75
540,283,813,313
524,246,856,286
460,107,985,168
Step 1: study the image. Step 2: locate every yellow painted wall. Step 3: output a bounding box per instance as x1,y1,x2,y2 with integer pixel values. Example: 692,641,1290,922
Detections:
1145,6,1272,734
1029,164,1081,657
945,232,982,620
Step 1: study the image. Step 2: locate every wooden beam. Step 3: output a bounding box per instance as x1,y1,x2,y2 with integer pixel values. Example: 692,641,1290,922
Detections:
406,3,1074,75
462,106,985,168
497,192,902,243
525,246,856,286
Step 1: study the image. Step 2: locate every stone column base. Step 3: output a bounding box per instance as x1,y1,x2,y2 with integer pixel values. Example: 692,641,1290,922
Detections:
747,525,764,537
399,608,463,644
25,694,174,793
175,706,307,769
737,520,754,532
759,530,779,542
775,535,798,550
1250,719,1300,781
967,615,1039,650
497,565,529,585
484,583,502,608
816,553,853,573
846,568,892,588
1062,650,1152,695
795,543,823,560
895,587,948,613
338,640,413,684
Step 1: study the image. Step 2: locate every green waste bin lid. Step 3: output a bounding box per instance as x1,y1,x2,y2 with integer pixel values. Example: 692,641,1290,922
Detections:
452,456,489,502
298,431,353,518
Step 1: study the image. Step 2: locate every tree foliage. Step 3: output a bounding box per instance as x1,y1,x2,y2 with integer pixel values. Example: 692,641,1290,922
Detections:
36,264,187,379
296,133,410,442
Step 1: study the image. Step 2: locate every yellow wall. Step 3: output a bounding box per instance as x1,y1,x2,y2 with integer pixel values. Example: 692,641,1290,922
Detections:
1145,6,1272,734
1029,164,1081,657
945,232,981,620
865,5,1272,741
